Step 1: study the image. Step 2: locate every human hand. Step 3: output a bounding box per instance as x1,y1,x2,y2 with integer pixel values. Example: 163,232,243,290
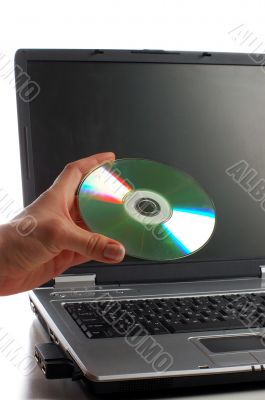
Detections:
0,152,125,295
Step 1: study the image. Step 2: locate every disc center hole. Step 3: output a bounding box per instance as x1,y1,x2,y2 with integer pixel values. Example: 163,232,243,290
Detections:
135,198,161,217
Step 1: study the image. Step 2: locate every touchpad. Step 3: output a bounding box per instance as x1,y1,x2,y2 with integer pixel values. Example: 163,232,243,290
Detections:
190,334,265,367
200,335,265,353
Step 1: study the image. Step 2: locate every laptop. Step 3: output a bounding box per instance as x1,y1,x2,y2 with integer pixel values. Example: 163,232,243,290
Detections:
15,48,265,394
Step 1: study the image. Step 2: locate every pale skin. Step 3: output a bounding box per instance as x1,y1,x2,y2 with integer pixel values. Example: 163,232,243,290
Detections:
0,152,125,296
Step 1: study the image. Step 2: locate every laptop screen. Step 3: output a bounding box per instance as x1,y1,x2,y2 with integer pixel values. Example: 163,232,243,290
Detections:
26,60,265,265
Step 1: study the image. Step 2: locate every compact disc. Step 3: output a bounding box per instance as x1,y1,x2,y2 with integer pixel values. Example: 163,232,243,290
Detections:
77,158,216,261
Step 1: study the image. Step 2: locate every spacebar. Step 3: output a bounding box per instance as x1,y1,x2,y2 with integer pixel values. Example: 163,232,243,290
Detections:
170,319,247,333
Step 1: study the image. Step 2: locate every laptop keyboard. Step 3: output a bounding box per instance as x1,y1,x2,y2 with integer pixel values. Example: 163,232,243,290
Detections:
64,292,265,339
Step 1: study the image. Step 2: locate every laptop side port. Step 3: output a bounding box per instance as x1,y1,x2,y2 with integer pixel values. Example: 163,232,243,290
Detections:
48,328,60,345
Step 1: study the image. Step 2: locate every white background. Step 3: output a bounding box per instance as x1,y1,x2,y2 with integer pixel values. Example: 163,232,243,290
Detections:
0,0,265,223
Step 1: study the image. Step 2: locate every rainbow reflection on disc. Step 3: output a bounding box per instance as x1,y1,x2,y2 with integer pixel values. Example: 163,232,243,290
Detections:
77,158,216,261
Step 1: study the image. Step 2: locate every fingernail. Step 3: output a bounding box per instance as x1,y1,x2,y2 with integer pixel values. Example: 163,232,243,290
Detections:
103,243,125,261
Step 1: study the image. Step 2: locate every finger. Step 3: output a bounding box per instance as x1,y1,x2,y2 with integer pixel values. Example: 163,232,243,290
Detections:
52,152,115,205
64,224,125,263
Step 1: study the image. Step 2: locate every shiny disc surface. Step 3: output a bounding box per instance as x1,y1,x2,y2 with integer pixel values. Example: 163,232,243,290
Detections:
77,158,215,261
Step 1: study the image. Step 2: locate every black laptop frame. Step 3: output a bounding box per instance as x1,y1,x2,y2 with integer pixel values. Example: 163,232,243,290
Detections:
15,48,265,285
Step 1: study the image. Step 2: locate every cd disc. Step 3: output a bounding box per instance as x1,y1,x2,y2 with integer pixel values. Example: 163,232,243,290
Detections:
77,158,216,261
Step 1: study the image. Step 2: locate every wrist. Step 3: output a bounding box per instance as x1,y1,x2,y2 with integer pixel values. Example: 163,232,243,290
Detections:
0,222,11,263
0,223,11,292
0,222,22,294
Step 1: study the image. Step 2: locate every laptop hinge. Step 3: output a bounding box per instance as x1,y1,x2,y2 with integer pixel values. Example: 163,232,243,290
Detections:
260,266,265,279
54,274,96,289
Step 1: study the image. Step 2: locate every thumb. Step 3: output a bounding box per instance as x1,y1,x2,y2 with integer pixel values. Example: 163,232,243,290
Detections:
65,225,125,263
